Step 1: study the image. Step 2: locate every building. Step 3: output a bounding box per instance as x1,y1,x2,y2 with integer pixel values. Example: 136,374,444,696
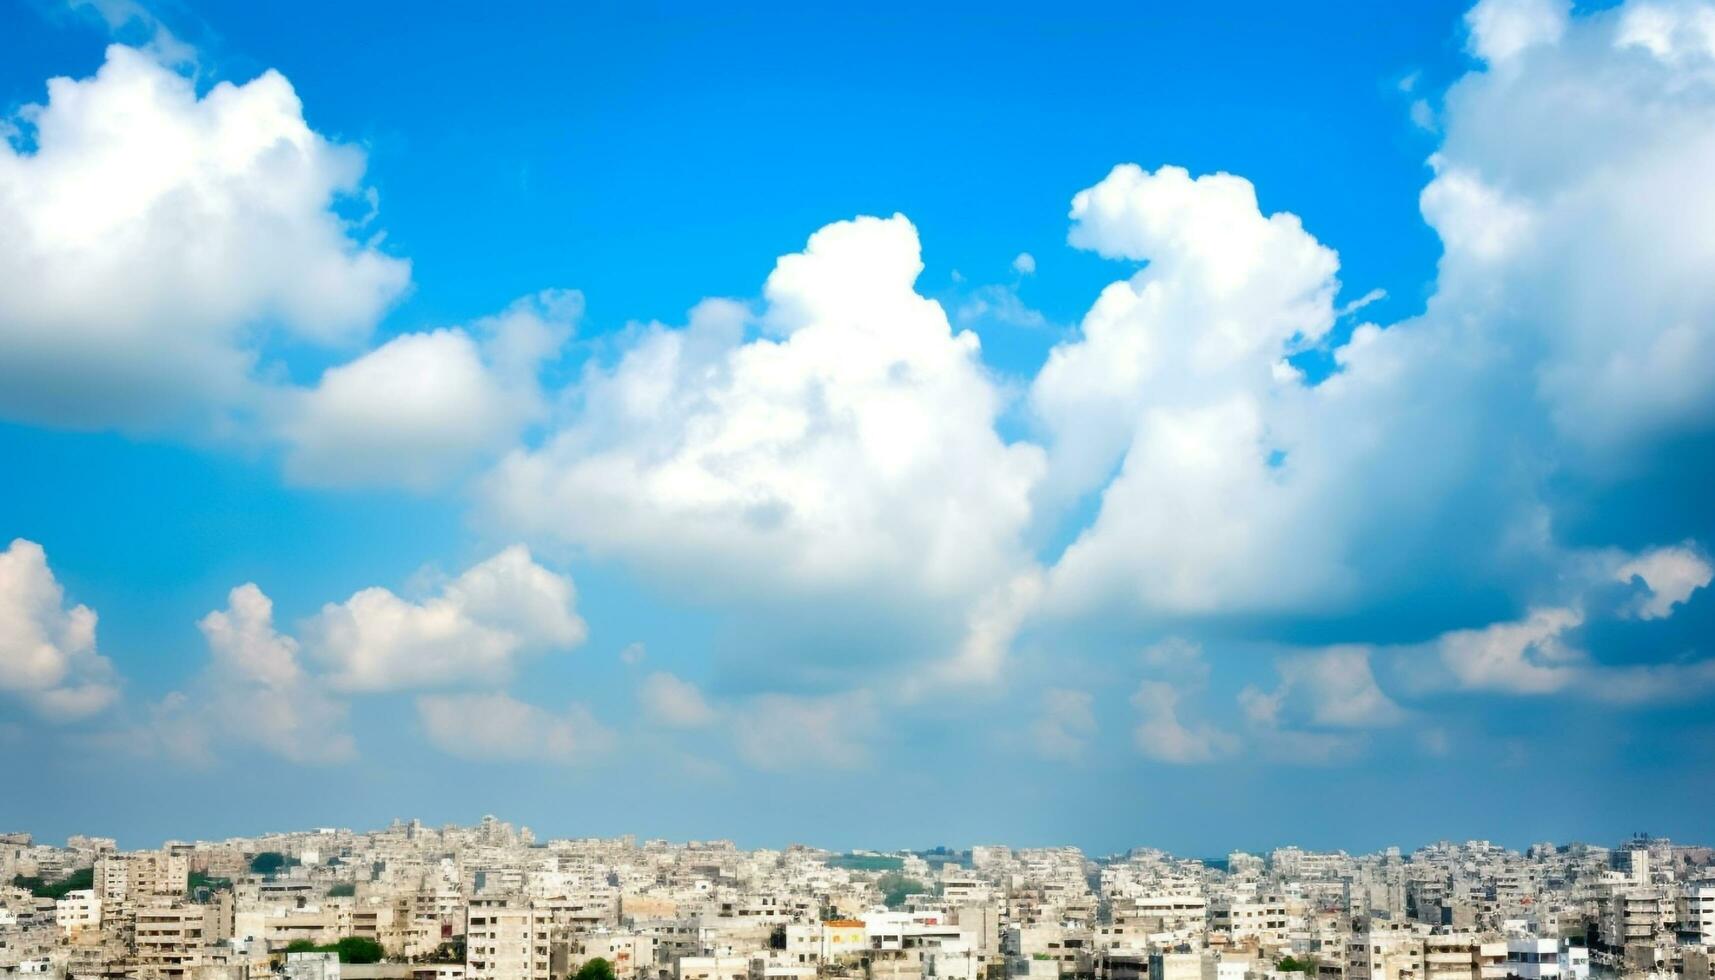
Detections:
465,900,552,980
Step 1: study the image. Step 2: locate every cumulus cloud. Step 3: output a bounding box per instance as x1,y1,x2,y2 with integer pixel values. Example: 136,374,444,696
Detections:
1036,165,1352,615
1028,0,1715,656
306,545,586,692
1267,647,1407,729
0,539,118,721
1386,545,1715,703
1434,0,1715,452
1232,648,1400,766
279,291,579,490
1615,544,1713,620
1465,0,1569,63
0,45,408,430
1030,688,1096,762
486,217,1042,602
483,215,1046,689
417,692,612,764
184,585,354,764
1433,607,1586,694
638,671,719,729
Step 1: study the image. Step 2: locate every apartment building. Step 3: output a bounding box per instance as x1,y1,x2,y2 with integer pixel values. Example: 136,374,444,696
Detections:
134,904,216,980
54,889,101,938
465,899,552,980
1678,881,1715,945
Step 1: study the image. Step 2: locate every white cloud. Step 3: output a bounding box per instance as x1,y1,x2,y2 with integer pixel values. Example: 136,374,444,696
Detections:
926,570,1044,690
1270,647,1406,729
198,583,302,688
1033,0,1715,633
1615,544,1713,619
620,642,647,665
417,692,611,764
955,284,1052,331
0,539,118,721
483,215,1046,689
1233,648,1399,766
638,671,719,729
279,291,578,490
731,691,877,771
1131,680,1237,764
306,545,586,692
1404,566,1715,702
1012,252,1036,275
1432,0,1715,451
1030,687,1095,762
189,585,355,764
1435,607,1586,694
1036,165,1351,615
486,217,1043,604
0,45,408,430
1465,0,1570,63
1040,165,1337,498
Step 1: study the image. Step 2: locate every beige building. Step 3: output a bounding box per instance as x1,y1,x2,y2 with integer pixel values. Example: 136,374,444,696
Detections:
465,899,552,980
135,904,220,980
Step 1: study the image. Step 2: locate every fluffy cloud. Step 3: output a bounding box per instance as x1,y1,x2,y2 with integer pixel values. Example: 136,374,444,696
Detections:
1037,165,1354,615
487,217,1043,606
1030,688,1096,762
417,692,612,764
1035,0,1715,644
0,539,118,721
1263,647,1407,729
1465,0,1569,63
1382,547,1715,702
186,585,354,764
1615,544,1713,620
484,215,1047,691
731,691,877,771
1433,0,1715,452
638,672,719,729
306,546,586,692
0,45,408,430
1434,607,1585,694
1036,164,1338,501
1416,604,1715,703
279,291,579,490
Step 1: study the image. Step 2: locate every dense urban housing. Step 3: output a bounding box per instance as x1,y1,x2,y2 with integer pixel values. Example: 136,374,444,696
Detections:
4,823,1712,980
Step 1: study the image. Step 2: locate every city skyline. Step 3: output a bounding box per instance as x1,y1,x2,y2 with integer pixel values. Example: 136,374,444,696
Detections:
4,819,1704,867
5,814,1711,980
4,0,1715,855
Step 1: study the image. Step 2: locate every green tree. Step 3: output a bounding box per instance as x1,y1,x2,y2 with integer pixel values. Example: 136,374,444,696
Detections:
334,937,385,963
575,958,617,980
874,872,930,909
328,883,356,897
1278,956,1316,974
281,937,385,964
12,867,95,900
250,852,292,876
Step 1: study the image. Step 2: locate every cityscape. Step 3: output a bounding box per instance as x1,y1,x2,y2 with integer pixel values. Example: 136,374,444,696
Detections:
4,0,1715,979
4,821,1715,980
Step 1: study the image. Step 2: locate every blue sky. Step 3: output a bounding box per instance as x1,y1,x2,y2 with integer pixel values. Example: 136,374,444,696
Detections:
2,0,1714,855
